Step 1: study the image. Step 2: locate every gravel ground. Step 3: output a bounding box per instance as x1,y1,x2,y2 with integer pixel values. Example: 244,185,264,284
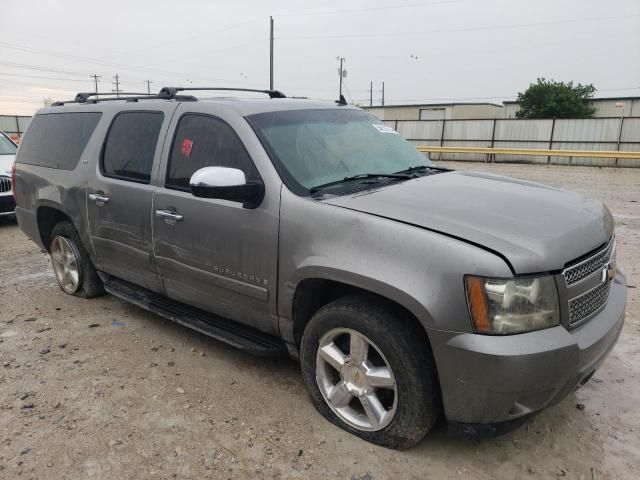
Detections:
1,162,639,480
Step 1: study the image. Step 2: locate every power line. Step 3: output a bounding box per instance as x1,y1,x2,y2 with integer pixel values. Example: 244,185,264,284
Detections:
0,72,93,83
0,60,243,91
0,72,286,102
277,13,640,40
0,98,44,104
95,18,264,60
0,40,266,84
274,0,467,17
0,77,79,90
0,41,181,77
0,60,90,77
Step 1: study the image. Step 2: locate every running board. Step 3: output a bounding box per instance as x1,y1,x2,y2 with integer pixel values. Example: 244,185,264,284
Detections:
102,276,288,357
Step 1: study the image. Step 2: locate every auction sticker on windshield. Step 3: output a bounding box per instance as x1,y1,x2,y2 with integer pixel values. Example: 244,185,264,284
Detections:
371,124,399,134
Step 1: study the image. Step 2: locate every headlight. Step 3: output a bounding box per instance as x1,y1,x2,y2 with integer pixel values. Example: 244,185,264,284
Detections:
465,275,560,335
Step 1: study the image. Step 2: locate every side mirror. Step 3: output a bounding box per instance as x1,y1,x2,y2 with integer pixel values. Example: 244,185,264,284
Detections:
190,166,264,209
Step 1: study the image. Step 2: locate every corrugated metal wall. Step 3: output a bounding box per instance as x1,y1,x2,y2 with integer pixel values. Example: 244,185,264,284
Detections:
0,115,31,140
387,117,640,167
3,113,638,167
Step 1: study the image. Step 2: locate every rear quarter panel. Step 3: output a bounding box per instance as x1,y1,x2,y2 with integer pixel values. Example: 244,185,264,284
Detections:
14,107,110,254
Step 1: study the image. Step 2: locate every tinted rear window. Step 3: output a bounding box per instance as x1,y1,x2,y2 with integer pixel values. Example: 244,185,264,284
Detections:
17,112,102,170
101,111,164,183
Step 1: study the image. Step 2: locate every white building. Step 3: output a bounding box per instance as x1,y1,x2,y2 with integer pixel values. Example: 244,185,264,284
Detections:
503,97,640,118
363,97,640,121
362,102,504,121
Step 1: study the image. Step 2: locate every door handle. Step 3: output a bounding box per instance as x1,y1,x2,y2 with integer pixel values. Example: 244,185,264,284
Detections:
155,209,183,223
89,193,110,205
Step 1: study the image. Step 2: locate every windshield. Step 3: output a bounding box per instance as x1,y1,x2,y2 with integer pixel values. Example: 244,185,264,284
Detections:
0,133,17,155
248,109,433,195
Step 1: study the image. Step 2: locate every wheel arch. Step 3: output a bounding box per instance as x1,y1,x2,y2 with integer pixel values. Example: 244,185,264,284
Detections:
281,268,436,351
36,204,75,252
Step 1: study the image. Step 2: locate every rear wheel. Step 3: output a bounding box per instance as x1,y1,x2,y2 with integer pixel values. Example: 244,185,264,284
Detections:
300,295,441,449
50,221,104,298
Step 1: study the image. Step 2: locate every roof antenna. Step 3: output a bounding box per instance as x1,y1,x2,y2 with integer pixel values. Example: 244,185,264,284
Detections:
335,94,347,106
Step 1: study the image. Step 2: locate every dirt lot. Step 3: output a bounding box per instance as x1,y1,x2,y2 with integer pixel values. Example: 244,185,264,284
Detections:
1,162,639,480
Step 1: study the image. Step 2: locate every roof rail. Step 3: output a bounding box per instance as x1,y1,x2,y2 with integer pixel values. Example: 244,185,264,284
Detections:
51,86,286,107
75,92,150,102
51,91,197,106
158,87,287,99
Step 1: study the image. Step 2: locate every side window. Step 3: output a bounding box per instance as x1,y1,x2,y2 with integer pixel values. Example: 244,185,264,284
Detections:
101,111,164,183
165,114,259,191
17,112,102,170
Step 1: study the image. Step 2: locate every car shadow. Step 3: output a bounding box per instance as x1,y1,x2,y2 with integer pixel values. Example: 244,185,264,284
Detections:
0,214,17,227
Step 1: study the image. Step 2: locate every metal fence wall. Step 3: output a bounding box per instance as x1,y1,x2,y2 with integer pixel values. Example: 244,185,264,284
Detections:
384,117,640,167
2,114,638,167
0,115,32,140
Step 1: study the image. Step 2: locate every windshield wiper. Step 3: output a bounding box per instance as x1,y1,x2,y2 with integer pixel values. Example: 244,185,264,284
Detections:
309,173,411,194
393,165,449,175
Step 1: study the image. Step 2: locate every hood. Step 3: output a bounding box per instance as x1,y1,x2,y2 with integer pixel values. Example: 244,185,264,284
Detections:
0,154,15,177
323,170,614,274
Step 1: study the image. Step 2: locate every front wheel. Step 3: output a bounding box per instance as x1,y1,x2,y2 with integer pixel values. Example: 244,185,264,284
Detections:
300,295,441,449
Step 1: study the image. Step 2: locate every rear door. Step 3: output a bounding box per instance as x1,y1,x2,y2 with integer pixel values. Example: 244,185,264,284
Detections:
87,106,175,291
151,105,280,335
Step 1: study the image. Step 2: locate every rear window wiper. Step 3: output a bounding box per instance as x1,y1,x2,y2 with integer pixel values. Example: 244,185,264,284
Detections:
309,173,411,194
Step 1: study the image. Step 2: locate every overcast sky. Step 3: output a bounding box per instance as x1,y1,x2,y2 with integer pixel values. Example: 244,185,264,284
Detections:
1,0,639,115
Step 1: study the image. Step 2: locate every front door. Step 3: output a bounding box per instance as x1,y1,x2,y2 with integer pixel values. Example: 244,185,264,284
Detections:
87,109,168,291
152,111,280,335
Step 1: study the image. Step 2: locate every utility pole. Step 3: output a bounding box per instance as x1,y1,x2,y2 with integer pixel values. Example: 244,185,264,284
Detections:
90,74,101,99
381,81,385,106
337,57,345,98
369,81,373,107
145,80,152,95
269,16,274,90
112,74,121,98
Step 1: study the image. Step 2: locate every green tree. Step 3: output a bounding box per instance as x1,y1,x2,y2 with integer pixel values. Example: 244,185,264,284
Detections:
515,78,596,119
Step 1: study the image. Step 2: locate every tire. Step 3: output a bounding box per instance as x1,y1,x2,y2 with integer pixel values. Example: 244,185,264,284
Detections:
49,220,104,298
300,295,441,449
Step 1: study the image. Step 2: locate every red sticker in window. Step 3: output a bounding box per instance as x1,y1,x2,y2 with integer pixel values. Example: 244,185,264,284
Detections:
180,138,193,157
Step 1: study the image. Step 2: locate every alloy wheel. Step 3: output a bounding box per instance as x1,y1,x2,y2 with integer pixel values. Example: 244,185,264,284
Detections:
316,328,398,431
51,236,81,294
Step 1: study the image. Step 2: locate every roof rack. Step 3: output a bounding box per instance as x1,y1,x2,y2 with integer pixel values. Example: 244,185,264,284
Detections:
51,91,197,106
51,86,287,106
158,87,287,99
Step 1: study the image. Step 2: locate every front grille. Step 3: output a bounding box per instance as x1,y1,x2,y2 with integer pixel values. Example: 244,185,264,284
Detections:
0,177,11,193
568,281,612,325
563,238,615,285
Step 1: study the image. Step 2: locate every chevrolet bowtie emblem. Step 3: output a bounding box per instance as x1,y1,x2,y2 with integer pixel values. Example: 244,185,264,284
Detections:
602,263,615,283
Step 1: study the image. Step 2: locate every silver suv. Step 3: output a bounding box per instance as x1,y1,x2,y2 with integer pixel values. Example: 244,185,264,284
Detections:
13,88,626,449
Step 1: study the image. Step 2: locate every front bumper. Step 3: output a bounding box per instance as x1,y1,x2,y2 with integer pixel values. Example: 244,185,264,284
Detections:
0,193,16,216
429,272,626,426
